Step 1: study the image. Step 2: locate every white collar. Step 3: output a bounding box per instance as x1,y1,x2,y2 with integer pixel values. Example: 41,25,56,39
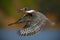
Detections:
26,10,35,13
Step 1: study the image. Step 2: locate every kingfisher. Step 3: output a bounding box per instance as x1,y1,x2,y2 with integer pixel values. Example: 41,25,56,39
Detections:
9,7,55,36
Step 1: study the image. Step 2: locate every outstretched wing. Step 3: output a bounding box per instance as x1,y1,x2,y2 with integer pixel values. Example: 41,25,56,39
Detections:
18,19,46,36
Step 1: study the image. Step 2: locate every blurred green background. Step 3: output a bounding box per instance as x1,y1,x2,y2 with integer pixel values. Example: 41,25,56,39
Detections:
0,0,60,28
0,0,60,15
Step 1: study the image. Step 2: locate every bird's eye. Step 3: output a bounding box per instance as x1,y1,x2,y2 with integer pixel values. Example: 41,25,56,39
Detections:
23,7,28,11
23,7,31,11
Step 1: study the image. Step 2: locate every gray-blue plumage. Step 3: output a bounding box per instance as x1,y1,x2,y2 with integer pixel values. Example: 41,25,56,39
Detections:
16,7,55,36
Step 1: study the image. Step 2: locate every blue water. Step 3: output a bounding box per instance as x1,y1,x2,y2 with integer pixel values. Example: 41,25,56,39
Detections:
0,29,60,40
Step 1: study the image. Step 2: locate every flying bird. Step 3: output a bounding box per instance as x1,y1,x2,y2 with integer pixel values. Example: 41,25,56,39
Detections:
9,7,55,36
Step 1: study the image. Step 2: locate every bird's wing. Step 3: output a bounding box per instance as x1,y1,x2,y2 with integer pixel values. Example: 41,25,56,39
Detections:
16,16,31,24
18,18,46,36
